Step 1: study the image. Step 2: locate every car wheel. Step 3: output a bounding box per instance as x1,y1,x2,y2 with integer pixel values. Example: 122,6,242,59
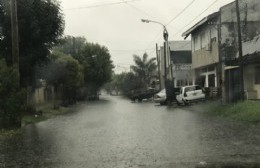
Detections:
160,101,166,105
183,99,189,105
176,101,181,106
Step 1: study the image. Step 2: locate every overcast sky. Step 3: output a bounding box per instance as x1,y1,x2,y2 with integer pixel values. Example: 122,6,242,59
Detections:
60,0,234,73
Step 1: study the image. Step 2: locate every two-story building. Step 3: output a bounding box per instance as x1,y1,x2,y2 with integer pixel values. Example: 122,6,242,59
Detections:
183,0,260,101
182,12,220,92
158,41,192,89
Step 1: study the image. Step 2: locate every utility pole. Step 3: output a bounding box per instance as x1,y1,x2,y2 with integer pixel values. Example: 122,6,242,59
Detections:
156,43,161,90
236,0,244,101
218,13,226,104
163,42,167,88
10,0,20,84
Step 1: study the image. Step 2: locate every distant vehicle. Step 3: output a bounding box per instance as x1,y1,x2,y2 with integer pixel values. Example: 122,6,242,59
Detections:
130,88,159,102
154,89,167,105
176,85,205,105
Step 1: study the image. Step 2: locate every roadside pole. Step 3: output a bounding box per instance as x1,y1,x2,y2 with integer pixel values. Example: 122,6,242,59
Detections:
218,12,226,104
163,42,167,87
156,43,161,90
10,0,20,85
236,0,244,101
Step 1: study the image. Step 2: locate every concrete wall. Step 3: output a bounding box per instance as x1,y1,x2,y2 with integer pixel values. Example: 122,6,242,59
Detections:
34,87,45,105
192,41,219,69
244,64,260,99
172,64,193,87
255,85,260,99
220,0,260,60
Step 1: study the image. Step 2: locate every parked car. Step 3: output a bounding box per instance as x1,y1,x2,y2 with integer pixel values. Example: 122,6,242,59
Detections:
176,85,205,105
154,87,180,105
154,89,167,105
130,88,159,102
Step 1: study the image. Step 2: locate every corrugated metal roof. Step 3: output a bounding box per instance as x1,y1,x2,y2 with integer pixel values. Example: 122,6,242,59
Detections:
182,12,219,38
239,35,260,57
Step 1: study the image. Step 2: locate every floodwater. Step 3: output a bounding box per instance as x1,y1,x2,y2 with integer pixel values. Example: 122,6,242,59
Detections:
0,95,260,168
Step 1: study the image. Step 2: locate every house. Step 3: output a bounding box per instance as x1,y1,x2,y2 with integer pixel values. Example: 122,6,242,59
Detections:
182,12,220,92
169,41,193,88
158,41,192,89
220,0,260,101
182,0,260,101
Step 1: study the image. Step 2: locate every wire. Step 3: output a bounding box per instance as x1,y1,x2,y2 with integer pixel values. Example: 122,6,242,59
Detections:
64,0,141,10
122,0,155,19
172,0,220,38
142,0,196,53
166,0,196,26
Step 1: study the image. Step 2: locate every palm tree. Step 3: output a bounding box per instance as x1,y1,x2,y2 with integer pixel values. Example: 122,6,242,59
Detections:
130,53,157,89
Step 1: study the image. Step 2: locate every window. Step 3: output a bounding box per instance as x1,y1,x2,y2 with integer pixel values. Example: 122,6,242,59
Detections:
195,86,202,90
177,80,181,87
185,86,195,92
255,66,260,84
194,35,201,51
208,74,215,87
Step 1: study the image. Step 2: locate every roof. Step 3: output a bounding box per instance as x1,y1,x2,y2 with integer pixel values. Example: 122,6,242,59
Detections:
168,41,191,51
238,35,260,58
182,12,219,38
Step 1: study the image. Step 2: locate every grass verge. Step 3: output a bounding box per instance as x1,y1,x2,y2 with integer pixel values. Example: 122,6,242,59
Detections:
21,103,73,126
210,101,260,123
0,129,21,139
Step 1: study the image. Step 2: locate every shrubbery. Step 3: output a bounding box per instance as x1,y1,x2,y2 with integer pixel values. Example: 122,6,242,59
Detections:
0,59,26,128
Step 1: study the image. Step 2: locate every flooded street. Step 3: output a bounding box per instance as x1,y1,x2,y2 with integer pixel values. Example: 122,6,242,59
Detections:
1,95,260,168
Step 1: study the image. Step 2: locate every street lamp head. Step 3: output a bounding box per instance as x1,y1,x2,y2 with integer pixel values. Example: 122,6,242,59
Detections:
141,19,149,23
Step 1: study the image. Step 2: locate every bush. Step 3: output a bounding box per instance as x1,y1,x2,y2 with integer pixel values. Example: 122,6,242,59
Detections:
0,59,26,128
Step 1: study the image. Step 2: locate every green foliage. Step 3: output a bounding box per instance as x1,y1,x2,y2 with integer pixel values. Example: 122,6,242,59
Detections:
37,50,84,105
212,101,260,123
0,0,64,87
0,59,26,128
54,36,114,97
55,36,86,61
105,72,142,97
131,53,157,89
81,43,114,90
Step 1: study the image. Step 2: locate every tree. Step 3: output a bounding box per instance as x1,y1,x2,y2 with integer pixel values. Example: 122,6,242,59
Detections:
0,0,64,87
104,72,143,97
37,50,83,105
52,36,114,99
79,43,114,97
130,53,157,89
55,36,86,62
0,59,26,128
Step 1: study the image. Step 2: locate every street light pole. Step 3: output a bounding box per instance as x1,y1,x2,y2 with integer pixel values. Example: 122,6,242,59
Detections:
141,19,171,84
141,19,175,104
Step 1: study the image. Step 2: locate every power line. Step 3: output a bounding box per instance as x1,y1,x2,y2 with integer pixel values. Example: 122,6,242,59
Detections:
172,0,220,38
64,0,141,10
142,0,196,53
122,0,155,19
166,0,196,26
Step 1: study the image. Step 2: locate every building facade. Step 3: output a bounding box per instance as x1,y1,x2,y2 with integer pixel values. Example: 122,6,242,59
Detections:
183,0,260,101
158,41,192,89
182,12,221,93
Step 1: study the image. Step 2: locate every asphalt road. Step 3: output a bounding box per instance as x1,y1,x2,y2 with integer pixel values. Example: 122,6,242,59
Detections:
1,95,260,168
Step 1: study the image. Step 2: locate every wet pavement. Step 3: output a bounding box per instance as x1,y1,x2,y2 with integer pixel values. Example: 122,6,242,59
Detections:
1,95,260,168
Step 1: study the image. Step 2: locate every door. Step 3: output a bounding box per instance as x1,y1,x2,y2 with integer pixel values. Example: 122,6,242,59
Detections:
226,68,241,102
